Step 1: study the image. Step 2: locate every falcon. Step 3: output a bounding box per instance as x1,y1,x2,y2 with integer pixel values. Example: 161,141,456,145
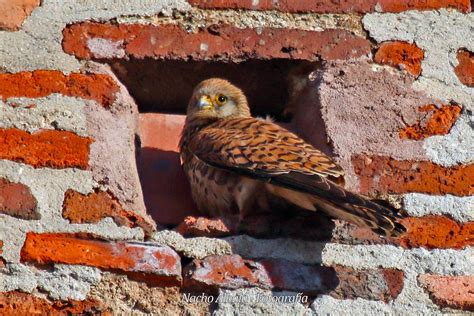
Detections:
179,78,405,237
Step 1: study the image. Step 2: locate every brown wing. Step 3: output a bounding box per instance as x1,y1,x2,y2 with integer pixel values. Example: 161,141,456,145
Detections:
188,117,405,236
188,117,344,182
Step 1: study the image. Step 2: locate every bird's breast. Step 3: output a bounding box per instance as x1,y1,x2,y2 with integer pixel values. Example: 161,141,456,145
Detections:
184,156,240,217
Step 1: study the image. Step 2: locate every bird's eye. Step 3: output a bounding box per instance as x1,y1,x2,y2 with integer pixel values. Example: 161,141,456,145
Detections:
216,94,228,105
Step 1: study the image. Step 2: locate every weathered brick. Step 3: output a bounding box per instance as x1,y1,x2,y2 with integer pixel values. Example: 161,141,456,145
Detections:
177,211,335,241
454,49,474,87
184,255,403,300
21,233,182,286
0,128,93,169
63,23,371,62
330,266,404,302
377,0,471,13
399,216,473,249
184,255,272,293
399,104,462,140
352,155,473,196
137,113,199,226
187,0,378,13
0,178,38,220
176,216,233,237
0,291,111,316
418,275,474,311
188,0,471,12
374,41,424,76
0,70,119,107
0,241,5,268
63,189,154,237
259,260,338,295
0,0,40,31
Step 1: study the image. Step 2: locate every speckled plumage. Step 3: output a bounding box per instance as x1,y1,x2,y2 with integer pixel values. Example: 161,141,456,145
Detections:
180,78,405,236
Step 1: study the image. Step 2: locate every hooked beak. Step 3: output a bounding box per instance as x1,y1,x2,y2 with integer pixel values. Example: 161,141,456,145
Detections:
198,95,213,110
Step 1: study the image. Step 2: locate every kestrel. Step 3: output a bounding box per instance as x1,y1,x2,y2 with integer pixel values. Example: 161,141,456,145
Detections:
179,78,405,236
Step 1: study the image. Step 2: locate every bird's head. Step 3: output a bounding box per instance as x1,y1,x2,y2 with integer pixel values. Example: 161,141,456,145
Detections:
186,78,251,121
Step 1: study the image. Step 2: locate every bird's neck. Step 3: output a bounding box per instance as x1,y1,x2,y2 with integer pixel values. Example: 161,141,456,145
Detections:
179,115,216,151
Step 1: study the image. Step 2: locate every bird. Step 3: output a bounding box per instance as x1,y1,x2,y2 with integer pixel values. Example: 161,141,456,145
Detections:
179,78,406,237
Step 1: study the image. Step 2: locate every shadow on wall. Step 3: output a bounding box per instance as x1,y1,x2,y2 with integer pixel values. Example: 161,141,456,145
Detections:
109,58,318,119
136,147,200,227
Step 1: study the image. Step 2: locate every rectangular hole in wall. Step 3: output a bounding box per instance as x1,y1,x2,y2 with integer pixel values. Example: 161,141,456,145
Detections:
106,57,321,228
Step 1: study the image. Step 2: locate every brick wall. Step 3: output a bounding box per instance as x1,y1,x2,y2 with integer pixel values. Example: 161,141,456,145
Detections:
0,0,472,314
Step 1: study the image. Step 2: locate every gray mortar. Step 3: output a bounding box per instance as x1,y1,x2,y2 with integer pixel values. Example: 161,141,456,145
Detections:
312,270,472,315
225,235,325,265
0,94,87,136
424,113,474,167
0,160,144,263
214,288,311,315
89,273,210,315
322,244,474,275
117,8,365,37
317,244,473,314
363,9,474,109
225,235,473,276
403,193,474,222
0,0,191,73
151,230,232,259
1,263,101,301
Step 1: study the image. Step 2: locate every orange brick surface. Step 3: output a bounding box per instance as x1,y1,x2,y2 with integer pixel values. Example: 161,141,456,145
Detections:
21,233,182,285
0,71,119,107
399,216,474,249
399,104,462,140
0,0,40,31
353,155,473,196
0,128,93,169
419,275,474,311
374,41,424,76
63,23,371,61
454,49,474,87
377,0,471,13
63,190,154,236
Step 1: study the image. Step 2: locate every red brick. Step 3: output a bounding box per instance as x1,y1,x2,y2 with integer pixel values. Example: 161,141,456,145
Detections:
137,113,199,226
63,189,154,237
184,255,272,293
0,291,111,315
330,266,404,301
377,0,471,13
374,41,424,76
0,128,93,169
184,255,403,300
187,0,378,13
0,0,40,31
0,178,38,220
418,275,474,311
21,233,182,286
0,70,119,107
399,104,462,140
399,216,474,249
454,49,474,87
188,0,471,12
352,155,474,196
63,22,371,62
0,241,5,268
176,216,233,237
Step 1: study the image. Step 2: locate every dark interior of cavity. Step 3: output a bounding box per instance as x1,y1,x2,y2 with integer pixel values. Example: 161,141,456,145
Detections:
108,58,319,120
